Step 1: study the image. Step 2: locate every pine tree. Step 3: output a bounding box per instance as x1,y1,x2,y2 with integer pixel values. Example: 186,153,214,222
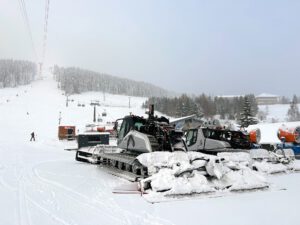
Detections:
0,59,36,88
53,66,171,97
239,96,258,128
287,95,300,121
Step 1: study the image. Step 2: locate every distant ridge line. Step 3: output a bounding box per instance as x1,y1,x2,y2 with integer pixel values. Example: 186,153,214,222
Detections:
53,65,175,98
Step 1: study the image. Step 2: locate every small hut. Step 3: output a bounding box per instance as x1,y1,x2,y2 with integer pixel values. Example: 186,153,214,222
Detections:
58,126,76,140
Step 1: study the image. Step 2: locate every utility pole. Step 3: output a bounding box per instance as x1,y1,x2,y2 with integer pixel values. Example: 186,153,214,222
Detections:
129,97,131,108
58,111,62,125
93,105,96,123
38,62,43,78
90,101,98,123
65,94,73,107
66,95,70,107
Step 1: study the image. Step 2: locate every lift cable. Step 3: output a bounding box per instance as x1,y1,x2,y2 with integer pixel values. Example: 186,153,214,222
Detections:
42,0,50,66
37,0,51,78
17,0,38,61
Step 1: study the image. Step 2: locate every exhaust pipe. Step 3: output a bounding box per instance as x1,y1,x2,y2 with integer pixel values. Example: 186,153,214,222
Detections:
149,104,154,117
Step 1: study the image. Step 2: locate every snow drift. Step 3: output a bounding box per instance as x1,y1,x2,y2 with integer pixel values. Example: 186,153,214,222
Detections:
138,151,299,199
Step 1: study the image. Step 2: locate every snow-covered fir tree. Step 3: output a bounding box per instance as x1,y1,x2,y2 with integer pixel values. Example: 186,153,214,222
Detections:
287,95,300,121
0,59,36,88
239,96,258,128
53,66,172,97
145,94,257,119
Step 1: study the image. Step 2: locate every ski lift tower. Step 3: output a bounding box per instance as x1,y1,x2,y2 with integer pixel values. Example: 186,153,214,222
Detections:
38,62,43,78
90,101,100,123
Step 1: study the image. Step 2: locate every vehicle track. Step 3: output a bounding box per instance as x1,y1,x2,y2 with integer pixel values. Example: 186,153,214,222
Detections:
32,161,174,225
18,176,33,225
32,165,140,225
25,196,72,225
0,144,173,225
15,154,33,225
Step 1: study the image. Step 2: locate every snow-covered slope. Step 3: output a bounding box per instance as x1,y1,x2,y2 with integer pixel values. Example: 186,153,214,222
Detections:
258,103,300,123
59,88,149,134
0,75,300,225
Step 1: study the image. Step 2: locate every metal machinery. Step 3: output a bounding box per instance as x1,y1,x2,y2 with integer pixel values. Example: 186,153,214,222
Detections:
185,126,257,154
75,105,187,181
185,124,295,164
277,126,300,159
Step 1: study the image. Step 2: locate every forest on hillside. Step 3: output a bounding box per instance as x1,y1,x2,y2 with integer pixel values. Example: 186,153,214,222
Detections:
144,94,259,120
0,59,37,88
53,66,172,97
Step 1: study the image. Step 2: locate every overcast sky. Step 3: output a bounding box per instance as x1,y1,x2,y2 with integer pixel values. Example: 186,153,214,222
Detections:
1,0,300,96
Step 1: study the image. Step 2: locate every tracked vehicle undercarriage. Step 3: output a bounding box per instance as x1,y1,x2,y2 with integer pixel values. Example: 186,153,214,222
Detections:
76,105,187,181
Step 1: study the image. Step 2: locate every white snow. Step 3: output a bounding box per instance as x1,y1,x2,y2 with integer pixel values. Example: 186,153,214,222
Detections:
252,161,288,174
0,74,300,225
256,93,279,98
257,103,300,123
138,150,298,201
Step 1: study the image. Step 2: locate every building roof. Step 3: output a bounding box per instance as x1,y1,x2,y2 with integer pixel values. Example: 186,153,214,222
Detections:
256,93,279,98
216,95,244,98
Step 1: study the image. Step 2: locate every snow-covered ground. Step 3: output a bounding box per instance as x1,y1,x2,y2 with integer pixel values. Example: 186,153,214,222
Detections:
1,75,300,225
258,103,300,123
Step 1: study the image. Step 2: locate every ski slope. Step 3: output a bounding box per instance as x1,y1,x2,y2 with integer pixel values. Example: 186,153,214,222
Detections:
0,75,300,225
258,103,300,123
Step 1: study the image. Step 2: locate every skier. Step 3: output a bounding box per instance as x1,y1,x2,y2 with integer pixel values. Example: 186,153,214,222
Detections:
30,132,35,141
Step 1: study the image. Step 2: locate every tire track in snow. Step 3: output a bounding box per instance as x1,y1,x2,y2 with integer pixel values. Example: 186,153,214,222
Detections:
15,154,33,225
0,166,18,191
18,177,33,225
12,157,75,225
3,153,173,225
25,196,72,225
32,167,127,224
32,164,174,225
0,152,78,225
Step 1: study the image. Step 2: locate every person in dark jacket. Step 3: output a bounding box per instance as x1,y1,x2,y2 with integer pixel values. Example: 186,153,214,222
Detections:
30,132,35,141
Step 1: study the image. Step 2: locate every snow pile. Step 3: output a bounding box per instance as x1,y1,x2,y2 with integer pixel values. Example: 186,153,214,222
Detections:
287,160,300,171
138,152,270,197
251,157,300,174
212,168,268,191
250,148,278,160
142,169,214,195
217,152,251,170
137,151,213,177
252,161,288,174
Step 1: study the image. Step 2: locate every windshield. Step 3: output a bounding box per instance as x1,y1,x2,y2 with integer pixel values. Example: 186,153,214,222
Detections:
186,129,197,146
118,119,130,141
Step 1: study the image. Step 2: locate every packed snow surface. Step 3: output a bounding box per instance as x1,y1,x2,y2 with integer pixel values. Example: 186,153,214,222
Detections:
0,74,300,225
258,103,300,123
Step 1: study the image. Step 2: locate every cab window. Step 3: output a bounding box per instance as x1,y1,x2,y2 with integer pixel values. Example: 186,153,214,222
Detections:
134,122,144,131
118,120,130,140
186,129,198,146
